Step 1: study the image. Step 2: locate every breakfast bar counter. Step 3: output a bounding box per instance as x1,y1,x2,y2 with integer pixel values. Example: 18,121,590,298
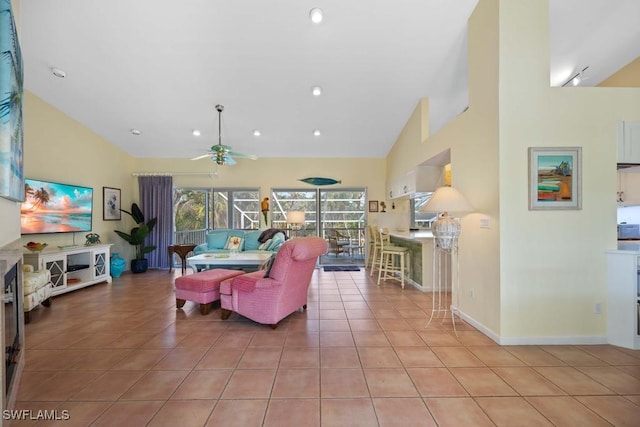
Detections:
385,230,444,292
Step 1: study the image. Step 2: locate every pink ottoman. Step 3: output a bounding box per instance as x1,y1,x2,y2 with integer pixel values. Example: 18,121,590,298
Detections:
175,269,244,315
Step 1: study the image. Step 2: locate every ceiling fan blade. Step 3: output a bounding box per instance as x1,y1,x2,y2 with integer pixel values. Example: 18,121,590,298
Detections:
222,155,236,165
227,151,258,160
190,153,213,160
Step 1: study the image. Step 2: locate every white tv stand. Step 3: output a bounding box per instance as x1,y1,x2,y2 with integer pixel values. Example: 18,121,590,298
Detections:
23,244,112,296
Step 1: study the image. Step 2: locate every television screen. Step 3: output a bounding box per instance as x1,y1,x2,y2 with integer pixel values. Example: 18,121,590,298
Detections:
20,178,93,234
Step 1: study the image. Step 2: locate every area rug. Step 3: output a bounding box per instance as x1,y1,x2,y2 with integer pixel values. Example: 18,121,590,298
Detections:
323,266,360,272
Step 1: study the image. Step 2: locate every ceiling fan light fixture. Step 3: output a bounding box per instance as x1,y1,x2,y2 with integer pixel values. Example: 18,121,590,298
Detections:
253,129,261,137
192,129,201,136
311,86,322,96
51,67,66,78
130,129,141,136
309,8,323,24
313,129,321,136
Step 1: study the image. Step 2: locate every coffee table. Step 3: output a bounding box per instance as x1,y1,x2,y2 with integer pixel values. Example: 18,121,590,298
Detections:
186,252,272,273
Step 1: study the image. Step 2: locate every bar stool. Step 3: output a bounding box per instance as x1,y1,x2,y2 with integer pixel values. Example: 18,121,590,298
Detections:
368,225,382,276
377,228,410,288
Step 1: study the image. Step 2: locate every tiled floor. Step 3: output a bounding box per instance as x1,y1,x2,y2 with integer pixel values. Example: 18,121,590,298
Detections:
14,268,640,426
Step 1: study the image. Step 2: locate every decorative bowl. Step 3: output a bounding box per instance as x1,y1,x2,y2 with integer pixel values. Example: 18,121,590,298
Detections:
24,242,48,252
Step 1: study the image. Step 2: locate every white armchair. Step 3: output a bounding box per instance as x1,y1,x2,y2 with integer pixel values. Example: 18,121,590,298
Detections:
23,265,53,323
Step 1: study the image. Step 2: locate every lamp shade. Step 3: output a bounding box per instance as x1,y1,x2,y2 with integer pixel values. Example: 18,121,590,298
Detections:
287,211,305,224
420,186,473,214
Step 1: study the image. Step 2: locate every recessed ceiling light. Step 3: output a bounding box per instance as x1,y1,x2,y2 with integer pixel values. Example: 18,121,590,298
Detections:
192,129,201,136
51,67,66,78
253,130,261,137
311,86,322,96
313,129,321,136
130,129,141,136
309,8,323,24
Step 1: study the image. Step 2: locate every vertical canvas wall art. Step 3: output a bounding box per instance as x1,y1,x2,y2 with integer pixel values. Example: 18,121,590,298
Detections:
528,147,582,210
0,0,24,202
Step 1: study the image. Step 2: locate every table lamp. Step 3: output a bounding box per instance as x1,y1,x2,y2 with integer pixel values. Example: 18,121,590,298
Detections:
420,186,473,251
287,211,305,236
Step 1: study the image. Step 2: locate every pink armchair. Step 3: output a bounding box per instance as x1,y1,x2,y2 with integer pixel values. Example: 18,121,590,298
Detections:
219,237,328,328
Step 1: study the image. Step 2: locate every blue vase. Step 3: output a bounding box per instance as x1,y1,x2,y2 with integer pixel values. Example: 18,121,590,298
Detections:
110,253,126,278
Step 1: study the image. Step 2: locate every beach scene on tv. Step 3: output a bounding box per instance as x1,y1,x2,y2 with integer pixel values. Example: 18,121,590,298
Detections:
20,179,93,234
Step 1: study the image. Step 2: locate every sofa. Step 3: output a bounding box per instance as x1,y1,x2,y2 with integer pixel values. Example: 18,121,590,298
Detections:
193,228,287,256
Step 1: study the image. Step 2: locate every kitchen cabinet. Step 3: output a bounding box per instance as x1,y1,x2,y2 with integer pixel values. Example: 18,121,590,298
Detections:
617,172,640,205
387,166,444,199
617,121,640,164
605,250,640,349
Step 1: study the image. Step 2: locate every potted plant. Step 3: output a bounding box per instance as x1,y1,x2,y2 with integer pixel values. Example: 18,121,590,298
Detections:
114,203,157,273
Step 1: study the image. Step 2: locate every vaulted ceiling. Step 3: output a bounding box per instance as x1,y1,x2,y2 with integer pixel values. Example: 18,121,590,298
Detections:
20,0,640,160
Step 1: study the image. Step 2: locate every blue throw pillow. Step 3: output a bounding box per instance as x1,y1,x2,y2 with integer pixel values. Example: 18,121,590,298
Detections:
266,232,285,251
244,230,262,251
207,230,230,249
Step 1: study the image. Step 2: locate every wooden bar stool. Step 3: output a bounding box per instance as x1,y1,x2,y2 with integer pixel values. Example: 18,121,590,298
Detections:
377,228,410,288
368,225,383,276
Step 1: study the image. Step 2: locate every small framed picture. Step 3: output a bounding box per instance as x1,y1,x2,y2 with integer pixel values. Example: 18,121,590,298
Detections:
103,187,121,220
368,200,379,213
528,147,582,210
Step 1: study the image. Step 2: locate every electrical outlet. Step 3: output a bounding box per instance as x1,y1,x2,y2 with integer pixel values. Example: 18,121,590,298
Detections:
480,217,490,229
469,289,475,299
594,302,602,314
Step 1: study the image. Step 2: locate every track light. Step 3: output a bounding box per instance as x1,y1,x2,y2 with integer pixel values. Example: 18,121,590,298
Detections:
562,66,589,87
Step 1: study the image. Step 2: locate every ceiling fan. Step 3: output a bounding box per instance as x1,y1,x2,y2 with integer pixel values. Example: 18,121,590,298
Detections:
190,104,258,165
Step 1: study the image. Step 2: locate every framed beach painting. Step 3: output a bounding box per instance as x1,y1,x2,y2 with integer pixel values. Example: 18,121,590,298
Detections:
0,0,25,202
528,147,582,210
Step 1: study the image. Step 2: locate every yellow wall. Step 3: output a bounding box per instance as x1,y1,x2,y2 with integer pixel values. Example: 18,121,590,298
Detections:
599,56,640,88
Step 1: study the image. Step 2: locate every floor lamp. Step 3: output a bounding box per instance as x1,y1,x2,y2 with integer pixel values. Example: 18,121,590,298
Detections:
420,186,473,334
286,211,305,238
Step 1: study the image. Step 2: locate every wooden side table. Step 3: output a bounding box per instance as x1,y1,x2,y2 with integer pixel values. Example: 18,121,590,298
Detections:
168,244,197,275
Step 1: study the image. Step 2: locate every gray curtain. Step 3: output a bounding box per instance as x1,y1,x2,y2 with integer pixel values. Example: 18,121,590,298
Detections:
138,176,173,269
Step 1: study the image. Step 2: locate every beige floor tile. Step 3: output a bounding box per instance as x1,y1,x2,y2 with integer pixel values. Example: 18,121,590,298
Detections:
539,346,608,366
35,401,111,427
577,366,640,394
363,368,419,397
406,368,468,397
271,368,320,398
345,309,375,319
534,366,615,395
504,346,567,366
424,397,495,426
91,401,164,427
237,346,282,369
492,367,566,396
70,370,146,401
19,371,102,401
205,399,268,427
196,346,244,369
147,399,216,426
431,346,486,367
279,346,320,368
353,331,391,346
449,367,518,396
394,346,444,368
417,330,462,347
467,346,526,366
263,399,320,427
319,319,351,331
120,370,188,400
320,368,369,398
372,397,437,426
319,331,355,347
525,396,611,426
579,345,640,365
221,369,276,399
475,397,553,426
357,346,402,368
321,398,378,427
384,330,426,346
320,346,362,368
576,395,640,426
170,369,233,399
117,348,172,370
152,346,208,370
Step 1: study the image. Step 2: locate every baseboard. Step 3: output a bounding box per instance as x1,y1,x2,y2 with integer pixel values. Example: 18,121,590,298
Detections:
456,310,608,346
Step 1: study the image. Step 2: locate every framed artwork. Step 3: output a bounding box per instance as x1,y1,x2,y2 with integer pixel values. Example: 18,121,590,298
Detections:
368,200,379,213
0,0,25,202
103,187,121,220
528,147,582,210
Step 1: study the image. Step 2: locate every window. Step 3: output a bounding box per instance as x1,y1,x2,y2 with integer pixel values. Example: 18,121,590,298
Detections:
411,193,438,229
173,187,260,243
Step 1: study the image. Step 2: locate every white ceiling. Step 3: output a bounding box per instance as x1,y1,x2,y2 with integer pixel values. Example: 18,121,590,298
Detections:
20,0,640,161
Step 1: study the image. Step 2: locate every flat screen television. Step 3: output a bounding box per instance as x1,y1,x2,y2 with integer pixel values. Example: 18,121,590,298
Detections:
20,178,93,235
